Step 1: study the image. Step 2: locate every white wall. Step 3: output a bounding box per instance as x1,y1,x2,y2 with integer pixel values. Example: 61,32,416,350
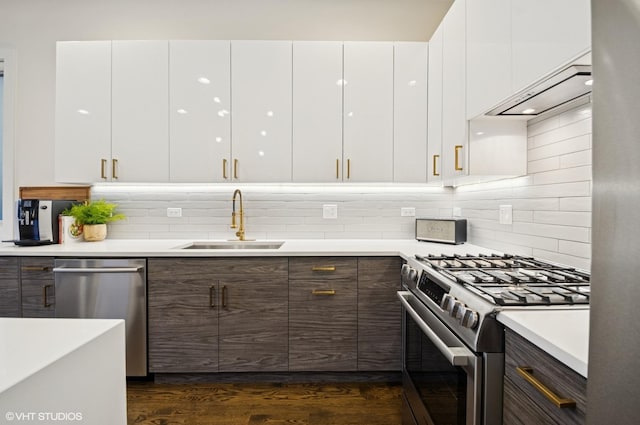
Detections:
0,0,449,188
93,185,453,240
456,104,592,270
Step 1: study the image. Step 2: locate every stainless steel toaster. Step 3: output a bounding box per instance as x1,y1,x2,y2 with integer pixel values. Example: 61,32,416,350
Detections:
415,218,467,244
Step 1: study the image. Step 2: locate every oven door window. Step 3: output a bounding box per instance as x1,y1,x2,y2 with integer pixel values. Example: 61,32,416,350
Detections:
405,310,467,425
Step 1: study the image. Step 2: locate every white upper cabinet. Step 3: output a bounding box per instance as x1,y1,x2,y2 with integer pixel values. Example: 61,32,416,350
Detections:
111,41,169,182
169,40,231,182
343,42,394,182
427,26,444,184
441,0,467,180
55,41,112,183
231,41,292,182
466,0,512,119
511,0,591,93
393,42,428,183
292,42,343,182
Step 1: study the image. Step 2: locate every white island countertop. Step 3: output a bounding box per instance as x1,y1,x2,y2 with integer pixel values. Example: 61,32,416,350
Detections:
497,309,589,378
0,238,497,258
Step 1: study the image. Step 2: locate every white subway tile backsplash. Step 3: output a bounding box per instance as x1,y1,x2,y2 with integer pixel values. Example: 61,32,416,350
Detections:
533,211,592,227
528,134,591,161
559,197,592,212
528,156,560,174
532,165,592,185
560,149,592,168
559,240,591,259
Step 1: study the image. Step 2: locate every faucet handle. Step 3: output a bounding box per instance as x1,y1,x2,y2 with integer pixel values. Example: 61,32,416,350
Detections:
231,212,237,229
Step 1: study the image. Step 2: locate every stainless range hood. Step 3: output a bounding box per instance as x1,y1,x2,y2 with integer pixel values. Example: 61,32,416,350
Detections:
486,64,592,117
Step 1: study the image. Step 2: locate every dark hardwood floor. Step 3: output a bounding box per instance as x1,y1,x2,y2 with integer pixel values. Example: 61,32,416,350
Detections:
127,381,402,425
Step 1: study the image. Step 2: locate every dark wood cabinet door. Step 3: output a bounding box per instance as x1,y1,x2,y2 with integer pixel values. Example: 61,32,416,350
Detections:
0,257,20,317
289,257,358,371
217,258,289,372
357,257,402,371
20,257,55,318
148,258,220,373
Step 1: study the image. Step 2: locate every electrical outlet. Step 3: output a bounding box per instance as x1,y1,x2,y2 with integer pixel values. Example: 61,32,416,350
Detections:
401,207,416,217
499,205,512,225
167,207,182,218
323,204,338,219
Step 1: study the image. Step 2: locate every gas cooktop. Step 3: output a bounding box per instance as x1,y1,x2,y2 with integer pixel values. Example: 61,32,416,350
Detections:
414,253,590,307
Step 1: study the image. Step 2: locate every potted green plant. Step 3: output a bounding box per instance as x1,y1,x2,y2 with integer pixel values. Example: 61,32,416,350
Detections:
64,199,126,241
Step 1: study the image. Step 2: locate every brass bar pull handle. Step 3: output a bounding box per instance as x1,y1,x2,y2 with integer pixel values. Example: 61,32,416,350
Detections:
22,266,51,272
209,285,216,308
516,367,577,409
454,145,463,171
43,284,53,308
336,159,340,179
112,158,119,179
101,159,107,180
222,285,228,308
223,159,228,180
233,159,238,179
311,266,336,272
312,289,336,296
347,159,351,179
433,154,440,176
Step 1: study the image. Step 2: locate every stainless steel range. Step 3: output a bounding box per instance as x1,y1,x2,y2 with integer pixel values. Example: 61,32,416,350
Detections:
398,253,590,425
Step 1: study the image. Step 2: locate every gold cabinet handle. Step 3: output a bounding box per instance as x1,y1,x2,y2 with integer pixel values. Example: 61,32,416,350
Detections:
222,285,228,308
43,284,53,308
112,158,119,179
433,154,440,176
101,159,108,180
312,289,336,296
209,285,216,308
336,159,340,179
347,159,351,179
233,159,238,179
223,159,228,180
22,266,51,272
454,145,463,171
516,367,577,409
311,266,336,272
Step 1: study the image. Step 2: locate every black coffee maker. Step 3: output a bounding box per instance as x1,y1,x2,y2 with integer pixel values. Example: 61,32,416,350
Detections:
17,199,74,244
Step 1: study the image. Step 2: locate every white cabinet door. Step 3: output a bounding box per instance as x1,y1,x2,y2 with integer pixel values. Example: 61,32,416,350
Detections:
427,26,444,184
55,41,112,183
112,41,169,182
393,42,428,183
231,41,292,182
292,42,343,182
343,42,394,182
512,0,591,93
466,0,512,119
169,40,231,182
441,0,467,180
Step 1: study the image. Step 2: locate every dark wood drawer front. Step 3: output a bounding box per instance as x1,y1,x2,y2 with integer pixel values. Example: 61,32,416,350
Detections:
0,280,21,317
0,257,19,279
504,376,558,425
504,329,586,425
21,257,55,279
289,279,357,371
21,280,55,318
289,257,357,281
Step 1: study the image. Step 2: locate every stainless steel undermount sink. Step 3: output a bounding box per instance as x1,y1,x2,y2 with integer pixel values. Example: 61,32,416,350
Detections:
177,241,285,250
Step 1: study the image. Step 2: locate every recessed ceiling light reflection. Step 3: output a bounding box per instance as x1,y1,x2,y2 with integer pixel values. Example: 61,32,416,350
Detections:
476,131,484,136
522,108,536,114
347,112,354,117
77,109,90,115
266,111,274,117
213,97,221,103
197,77,211,85
217,109,229,117
336,79,347,86
584,79,593,86
408,80,417,87
177,109,188,115
260,130,267,137
258,150,265,157
215,137,223,143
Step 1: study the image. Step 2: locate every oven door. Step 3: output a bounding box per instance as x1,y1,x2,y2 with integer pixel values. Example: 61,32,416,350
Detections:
398,291,482,425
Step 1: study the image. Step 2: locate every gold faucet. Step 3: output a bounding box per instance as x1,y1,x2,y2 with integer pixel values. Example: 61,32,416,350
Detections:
230,189,246,241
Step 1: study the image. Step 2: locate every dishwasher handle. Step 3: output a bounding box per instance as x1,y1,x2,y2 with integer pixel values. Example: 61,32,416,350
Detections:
53,266,144,274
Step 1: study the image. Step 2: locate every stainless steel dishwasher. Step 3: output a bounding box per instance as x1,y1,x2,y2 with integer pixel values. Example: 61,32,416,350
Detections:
53,258,147,376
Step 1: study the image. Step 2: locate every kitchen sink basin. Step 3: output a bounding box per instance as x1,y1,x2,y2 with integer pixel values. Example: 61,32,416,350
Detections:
177,241,285,250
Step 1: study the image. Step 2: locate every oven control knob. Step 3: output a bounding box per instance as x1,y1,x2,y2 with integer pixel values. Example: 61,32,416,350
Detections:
401,264,410,279
459,308,479,329
450,301,465,318
408,268,419,284
440,294,455,312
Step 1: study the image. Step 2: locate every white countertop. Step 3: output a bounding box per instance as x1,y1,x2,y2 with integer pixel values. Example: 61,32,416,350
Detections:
497,309,589,378
0,238,497,258
0,318,124,394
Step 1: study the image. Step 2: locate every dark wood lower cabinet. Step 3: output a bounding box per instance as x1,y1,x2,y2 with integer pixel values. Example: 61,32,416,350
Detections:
20,257,55,318
0,257,20,317
148,257,288,373
503,329,586,425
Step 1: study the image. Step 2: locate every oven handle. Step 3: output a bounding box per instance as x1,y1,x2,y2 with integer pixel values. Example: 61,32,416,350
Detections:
398,291,473,367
